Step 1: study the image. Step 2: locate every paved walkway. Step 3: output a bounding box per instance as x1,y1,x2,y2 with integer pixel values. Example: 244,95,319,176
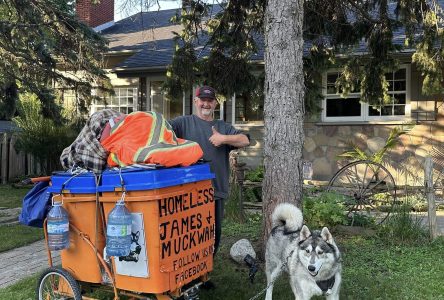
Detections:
1,212,444,289
0,240,60,288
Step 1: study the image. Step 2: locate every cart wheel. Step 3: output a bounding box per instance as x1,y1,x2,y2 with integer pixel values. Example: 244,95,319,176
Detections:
327,160,397,225
37,267,82,300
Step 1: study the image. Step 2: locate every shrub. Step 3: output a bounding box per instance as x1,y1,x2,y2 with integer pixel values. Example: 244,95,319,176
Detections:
243,186,262,202
245,165,264,182
346,213,375,227
303,191,348,228
377,204,429,245
13,93,77,173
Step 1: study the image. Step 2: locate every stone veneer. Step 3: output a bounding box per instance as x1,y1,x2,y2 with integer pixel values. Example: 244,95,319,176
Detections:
303,104,444,186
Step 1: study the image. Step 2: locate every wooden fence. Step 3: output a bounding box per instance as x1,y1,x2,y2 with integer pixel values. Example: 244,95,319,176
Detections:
0,133,41,184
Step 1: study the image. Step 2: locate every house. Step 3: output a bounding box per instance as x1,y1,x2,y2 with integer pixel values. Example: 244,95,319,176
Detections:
74,0,444,185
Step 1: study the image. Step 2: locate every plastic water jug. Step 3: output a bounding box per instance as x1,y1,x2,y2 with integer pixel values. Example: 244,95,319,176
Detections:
47,201,70,250
106,199,132,256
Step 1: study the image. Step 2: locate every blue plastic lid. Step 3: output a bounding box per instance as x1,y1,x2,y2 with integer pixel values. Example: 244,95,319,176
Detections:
48,171,98,194
99,163,215,192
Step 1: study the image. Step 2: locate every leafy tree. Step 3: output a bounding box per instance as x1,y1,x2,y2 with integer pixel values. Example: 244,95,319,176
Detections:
0,0,111,121
162,0,444,109
132,0,444,244
13,93,77,173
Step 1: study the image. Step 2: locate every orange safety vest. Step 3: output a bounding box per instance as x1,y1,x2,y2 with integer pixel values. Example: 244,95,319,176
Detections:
101,111,203,168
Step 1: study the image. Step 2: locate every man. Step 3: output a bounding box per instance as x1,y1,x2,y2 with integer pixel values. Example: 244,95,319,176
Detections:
169,85,250,254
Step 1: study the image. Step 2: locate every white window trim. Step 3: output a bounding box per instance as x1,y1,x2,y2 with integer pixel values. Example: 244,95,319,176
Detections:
91,86,138,114
321,64,411,122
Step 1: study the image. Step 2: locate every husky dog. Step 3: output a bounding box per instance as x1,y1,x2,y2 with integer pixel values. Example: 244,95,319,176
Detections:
288,226,342,300
265,203,342,300
265,203,303,300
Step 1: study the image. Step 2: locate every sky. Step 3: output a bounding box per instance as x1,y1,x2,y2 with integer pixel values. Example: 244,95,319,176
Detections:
114,0,181,21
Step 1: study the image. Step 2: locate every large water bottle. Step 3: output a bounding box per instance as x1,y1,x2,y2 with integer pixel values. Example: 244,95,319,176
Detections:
47,201,70,250
106,199,132,257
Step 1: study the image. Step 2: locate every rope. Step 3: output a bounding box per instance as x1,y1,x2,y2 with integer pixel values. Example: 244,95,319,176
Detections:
60,166,88,192
93,172,102,276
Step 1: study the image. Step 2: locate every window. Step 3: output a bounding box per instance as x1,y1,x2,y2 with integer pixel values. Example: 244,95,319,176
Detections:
93,87,137,114
322,66,410,122
151,81,182,119
234,85,264,124
61,89,76,110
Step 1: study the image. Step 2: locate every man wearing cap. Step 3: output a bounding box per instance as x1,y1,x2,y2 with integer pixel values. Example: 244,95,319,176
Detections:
169,85,250,255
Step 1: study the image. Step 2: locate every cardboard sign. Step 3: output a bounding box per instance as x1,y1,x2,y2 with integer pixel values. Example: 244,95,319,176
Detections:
158,187,215,286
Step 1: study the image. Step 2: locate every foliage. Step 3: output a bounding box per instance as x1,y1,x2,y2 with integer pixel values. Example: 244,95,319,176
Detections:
346,213,376,227
397,192,428,212
245,165,264,182
338,125,411,163
161,0,444,112
303,191,348,228
243,187,262,203
12,93,77,173
377,204,429,245
0,0,111,121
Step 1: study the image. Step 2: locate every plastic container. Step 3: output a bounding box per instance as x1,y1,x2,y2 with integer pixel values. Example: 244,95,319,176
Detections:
49,171,105,283
99,163,216,294
106,199,132,257
47,201,70,250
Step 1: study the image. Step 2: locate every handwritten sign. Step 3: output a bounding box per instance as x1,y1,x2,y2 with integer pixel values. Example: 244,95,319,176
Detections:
157,186,215,286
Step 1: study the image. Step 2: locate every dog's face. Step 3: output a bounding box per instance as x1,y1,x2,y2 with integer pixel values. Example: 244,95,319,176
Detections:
297,225,337,277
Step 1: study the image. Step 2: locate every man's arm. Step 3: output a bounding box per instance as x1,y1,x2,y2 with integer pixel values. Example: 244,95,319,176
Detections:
209,126,250,148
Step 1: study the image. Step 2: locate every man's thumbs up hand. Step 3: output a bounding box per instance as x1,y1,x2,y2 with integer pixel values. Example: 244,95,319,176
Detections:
209,126,225,147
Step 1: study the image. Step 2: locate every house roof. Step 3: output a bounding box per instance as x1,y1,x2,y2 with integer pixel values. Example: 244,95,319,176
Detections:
103,3,442,73
102,9,181,52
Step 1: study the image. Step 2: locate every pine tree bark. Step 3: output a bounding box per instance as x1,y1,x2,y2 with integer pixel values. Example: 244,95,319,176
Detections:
262,0,305,250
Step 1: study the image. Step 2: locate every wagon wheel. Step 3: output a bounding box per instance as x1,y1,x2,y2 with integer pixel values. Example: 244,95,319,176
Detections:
37,267,82,300
327,160,397,225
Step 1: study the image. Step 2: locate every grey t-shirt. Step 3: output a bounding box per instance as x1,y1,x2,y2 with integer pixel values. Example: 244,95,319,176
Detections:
169,115,244,199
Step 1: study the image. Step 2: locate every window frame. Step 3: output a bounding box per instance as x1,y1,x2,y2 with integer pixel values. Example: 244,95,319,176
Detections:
321,64,411,122
92,86,138,114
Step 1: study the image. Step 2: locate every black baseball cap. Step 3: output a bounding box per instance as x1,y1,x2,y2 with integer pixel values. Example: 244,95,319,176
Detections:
196,86,216,99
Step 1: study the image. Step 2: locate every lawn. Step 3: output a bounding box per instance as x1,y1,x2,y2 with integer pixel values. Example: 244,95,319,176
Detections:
0,184,43,252
2,215,444,300
0,185,29,208
0,224,43,252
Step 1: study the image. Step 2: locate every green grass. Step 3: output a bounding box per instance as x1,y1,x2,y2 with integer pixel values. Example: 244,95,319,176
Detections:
203,219,444,300
0,274,38,300
0,185,30,208
0,224,43,252
0,185,42,253
2,216,444,299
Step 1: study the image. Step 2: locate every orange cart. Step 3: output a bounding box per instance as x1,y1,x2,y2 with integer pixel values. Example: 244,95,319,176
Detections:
38,164,215,300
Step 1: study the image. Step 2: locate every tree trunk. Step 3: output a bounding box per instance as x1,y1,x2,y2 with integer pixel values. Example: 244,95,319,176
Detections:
262,0,305,251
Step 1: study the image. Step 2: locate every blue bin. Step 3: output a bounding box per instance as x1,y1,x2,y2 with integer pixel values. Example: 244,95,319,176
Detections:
48,171,98,194
99,163,215,192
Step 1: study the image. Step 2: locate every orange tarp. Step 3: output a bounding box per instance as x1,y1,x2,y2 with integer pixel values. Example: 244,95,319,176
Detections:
101,112,203,168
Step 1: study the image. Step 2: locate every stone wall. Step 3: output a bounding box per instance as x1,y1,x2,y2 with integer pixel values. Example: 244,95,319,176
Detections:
303,103,444,185
237,103,444,186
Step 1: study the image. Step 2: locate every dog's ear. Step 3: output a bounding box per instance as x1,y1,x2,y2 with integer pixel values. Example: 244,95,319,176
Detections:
300,225,311,241
321,227,334,244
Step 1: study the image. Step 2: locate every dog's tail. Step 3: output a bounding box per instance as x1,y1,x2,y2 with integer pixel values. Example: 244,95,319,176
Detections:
271,203,303,233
